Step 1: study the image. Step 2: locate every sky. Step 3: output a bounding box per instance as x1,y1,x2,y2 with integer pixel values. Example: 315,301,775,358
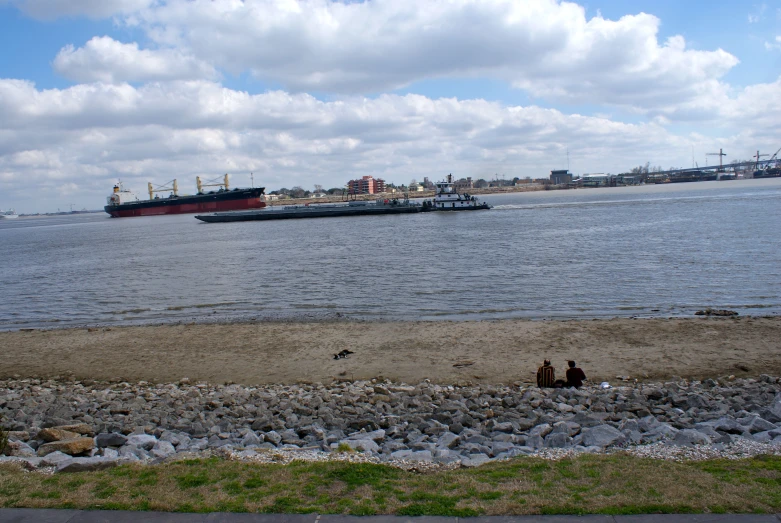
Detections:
0,0,780,213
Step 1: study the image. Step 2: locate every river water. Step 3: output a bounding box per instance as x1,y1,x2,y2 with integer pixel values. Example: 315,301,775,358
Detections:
1,179,780,330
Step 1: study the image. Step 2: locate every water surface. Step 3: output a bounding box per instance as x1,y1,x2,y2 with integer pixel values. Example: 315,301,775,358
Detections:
1,179,780,330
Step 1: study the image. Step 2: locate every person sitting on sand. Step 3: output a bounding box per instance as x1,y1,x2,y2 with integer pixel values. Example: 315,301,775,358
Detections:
565,360,587,388
536,359,555,388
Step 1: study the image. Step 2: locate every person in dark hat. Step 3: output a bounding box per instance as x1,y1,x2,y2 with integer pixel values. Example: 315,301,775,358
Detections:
536,359,556,388
565,360,587,388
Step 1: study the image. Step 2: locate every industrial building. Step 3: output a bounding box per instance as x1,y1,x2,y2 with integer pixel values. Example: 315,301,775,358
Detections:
550,170,572,185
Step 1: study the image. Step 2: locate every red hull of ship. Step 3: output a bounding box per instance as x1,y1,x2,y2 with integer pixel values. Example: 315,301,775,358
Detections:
107,198,266,218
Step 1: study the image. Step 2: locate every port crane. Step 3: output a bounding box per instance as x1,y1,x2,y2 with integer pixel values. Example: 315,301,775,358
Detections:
754,150,769,169
706,148,727,171
769,146,781,162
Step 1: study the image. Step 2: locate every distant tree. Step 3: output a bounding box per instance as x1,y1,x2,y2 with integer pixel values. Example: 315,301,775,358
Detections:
289,186,309,198
314,184,324,193
473,178,489,188
326,187,343,195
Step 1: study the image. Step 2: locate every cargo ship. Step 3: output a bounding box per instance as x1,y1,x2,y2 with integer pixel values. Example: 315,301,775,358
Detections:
104,175,266,218
195,198,422,223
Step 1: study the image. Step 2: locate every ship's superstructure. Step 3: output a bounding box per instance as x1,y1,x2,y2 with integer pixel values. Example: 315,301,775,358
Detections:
0,209,19,219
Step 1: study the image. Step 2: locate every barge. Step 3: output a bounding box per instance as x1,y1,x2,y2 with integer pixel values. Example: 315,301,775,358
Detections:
195,198,422,223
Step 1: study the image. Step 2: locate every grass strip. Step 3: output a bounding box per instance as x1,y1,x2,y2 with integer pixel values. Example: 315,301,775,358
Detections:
1,454,780,515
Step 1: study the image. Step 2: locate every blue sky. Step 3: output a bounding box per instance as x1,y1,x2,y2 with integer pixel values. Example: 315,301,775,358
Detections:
0,0,780,212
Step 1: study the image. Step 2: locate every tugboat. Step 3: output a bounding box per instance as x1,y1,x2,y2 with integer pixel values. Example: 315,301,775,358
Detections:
422,174,491,211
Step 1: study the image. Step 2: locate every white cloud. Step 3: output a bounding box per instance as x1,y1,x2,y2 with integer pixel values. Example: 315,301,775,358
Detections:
3,0,152,20
748,3,767,23
1,78,779,212
107,0,738,115
765,36,781,51
53,36,217,83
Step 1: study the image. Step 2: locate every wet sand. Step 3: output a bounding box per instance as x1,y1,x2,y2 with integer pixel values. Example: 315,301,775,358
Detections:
1,317,780,385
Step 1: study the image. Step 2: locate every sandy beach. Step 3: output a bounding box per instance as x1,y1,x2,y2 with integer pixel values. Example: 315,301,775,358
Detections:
1,316,779,385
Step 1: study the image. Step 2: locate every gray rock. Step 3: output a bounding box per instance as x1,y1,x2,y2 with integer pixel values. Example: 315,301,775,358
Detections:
40,451,72,467
525,435,544,449
57,457,120,473
492,422,514,433
745,417,777,434
672,429,712,447
150,440,176,459
125,434,157,450
264,430,282,445
545,432,573,448
339,439,379,453
529,423,553,438
241,432,262,447
580,425,626,448
461,454,491,467
95,432,128,448
346,429,385,442
2,440,36,457
436,432,460,449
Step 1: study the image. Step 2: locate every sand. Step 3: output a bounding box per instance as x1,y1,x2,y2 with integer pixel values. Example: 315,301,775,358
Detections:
1,317,780,386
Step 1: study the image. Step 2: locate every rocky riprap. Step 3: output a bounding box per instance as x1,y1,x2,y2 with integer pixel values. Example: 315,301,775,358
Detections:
1,375,780,473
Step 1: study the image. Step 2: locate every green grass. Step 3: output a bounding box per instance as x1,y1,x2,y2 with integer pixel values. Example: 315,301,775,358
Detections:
1,454,781,515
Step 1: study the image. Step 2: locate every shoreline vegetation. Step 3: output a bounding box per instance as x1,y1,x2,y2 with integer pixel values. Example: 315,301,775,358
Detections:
1,454,780,515
1,316,780,385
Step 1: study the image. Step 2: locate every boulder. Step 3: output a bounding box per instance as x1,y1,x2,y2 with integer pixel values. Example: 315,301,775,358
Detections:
264,431,282,445
745,417,777,434
150,440,176,459
544,432,573,448
37,428,80,442
460,454,490,468
126,434,158,450
339,439,379,453
436,432,460,449
95,432,128,448
37,437,94,457
580,425,626,448
529,423,553,438
54,423,94,436
2,440,36,457
672,429,711,447
346,429,386,442
40,451,74,467
57,457,120,473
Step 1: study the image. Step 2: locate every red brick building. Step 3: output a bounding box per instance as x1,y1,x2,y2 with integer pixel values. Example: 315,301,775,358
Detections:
347,175,386,194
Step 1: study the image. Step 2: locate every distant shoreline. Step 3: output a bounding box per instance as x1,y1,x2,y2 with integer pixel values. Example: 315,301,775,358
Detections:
2,316,779,386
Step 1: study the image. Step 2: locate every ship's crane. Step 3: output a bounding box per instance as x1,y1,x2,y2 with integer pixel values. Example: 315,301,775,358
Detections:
148,179,178,199
197,174,230,194
769,146,781,162
706,148,727,171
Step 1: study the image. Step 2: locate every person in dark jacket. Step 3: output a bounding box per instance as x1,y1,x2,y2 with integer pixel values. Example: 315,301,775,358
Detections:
536,359,556,388
565,360,587,388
